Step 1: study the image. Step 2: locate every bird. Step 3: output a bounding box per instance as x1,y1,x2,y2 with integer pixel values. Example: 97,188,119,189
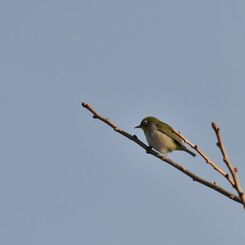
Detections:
135,116,196,157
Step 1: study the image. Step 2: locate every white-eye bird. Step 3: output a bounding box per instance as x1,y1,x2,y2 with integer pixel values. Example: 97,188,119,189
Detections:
135,116,196,157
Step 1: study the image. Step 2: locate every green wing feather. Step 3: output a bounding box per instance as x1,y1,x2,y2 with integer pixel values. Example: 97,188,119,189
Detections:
156,121,183,146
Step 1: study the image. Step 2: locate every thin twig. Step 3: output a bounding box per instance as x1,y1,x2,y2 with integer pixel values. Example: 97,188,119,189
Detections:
81,102,242,205
172,129,235,187
212,122,245,209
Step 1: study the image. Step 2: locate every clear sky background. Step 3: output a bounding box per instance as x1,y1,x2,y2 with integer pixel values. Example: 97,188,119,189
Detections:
1,0,245,244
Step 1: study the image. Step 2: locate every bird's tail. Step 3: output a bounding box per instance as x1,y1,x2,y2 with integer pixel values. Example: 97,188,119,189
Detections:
184,148,196,157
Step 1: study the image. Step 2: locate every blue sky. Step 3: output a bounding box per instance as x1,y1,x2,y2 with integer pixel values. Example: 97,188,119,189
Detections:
1,0,245,244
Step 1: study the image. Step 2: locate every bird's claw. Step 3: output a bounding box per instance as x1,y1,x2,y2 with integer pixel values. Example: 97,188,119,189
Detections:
146,146,153,154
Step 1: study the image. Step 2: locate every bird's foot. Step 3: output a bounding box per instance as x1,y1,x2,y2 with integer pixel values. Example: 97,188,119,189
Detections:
146,146,153,154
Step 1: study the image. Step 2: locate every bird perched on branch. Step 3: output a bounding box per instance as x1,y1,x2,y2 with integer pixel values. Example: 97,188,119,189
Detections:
135,117,196,157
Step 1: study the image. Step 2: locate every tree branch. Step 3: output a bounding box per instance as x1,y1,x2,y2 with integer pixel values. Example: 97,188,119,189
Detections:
172,129,235,187
212,122,245,208
81,102,242,205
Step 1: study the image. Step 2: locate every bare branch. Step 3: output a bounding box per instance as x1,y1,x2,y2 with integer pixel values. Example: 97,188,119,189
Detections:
172,129,235,187
212,122,245,208
81,102,242,205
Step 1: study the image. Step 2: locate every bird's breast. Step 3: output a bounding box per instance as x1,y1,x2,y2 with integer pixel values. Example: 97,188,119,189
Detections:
144,129,176,153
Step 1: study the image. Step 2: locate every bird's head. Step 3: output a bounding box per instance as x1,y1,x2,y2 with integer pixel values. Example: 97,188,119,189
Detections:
135,116,159,131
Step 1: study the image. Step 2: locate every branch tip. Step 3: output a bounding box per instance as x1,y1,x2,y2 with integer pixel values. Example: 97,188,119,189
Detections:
212,122,219,130
81,101,87,107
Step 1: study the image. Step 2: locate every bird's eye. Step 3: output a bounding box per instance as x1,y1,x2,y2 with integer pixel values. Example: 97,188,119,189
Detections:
143,120,148,125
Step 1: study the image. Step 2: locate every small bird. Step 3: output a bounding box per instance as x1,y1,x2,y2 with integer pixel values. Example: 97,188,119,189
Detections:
135,116,196,157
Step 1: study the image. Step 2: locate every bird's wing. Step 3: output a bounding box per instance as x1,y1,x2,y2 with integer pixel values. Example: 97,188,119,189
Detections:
156,122,183,145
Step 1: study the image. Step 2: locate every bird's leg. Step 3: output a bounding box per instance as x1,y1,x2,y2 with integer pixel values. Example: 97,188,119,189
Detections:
146,146,153,154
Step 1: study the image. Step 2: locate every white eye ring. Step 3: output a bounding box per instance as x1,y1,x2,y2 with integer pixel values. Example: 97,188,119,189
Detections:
143,120,148,125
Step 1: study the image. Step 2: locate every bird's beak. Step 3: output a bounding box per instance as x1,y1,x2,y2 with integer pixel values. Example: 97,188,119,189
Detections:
135,125,141,129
